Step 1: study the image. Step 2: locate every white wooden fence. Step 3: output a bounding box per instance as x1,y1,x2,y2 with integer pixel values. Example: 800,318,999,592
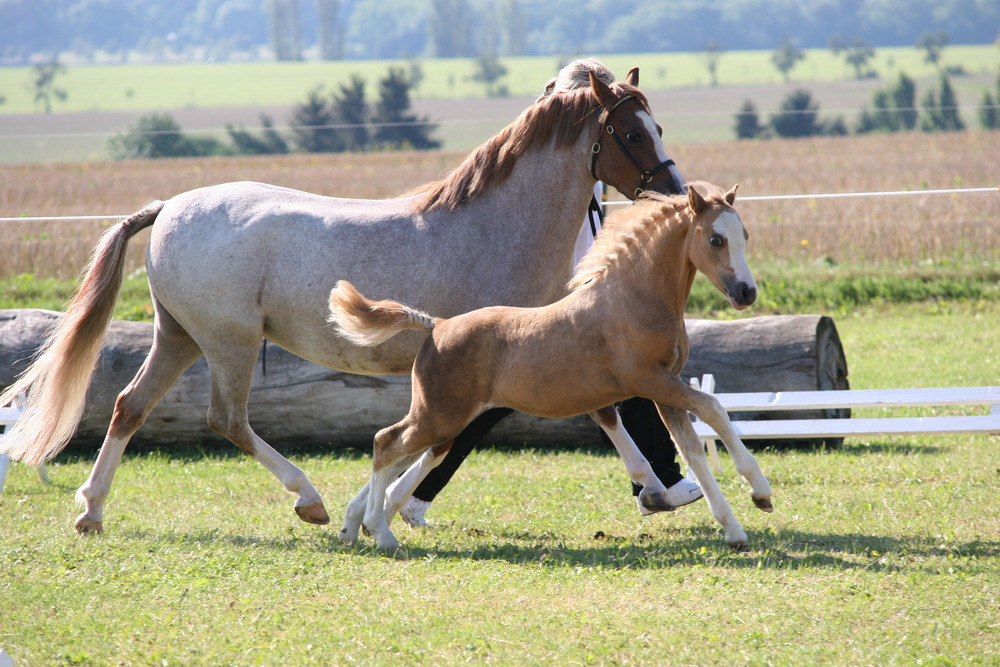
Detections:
691,374,1000,472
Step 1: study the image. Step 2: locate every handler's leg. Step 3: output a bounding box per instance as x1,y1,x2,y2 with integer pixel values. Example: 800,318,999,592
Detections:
613,397,702,513
402,407,514,526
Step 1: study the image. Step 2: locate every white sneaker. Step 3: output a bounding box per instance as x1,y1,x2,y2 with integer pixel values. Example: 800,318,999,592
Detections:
636,478,704,516
400,497,432,527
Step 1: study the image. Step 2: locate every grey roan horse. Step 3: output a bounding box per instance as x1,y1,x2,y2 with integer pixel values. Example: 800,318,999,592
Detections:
0,68,686,533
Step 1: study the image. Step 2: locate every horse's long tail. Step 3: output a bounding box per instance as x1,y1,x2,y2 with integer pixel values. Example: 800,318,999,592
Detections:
327,280,439,347
0,201,165,465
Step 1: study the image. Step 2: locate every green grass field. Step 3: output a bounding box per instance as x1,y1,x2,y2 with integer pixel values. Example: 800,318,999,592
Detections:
1,45,995,114
0,301,997,665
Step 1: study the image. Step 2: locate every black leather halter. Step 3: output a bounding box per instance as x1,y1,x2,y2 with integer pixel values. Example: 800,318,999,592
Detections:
589,95,677,198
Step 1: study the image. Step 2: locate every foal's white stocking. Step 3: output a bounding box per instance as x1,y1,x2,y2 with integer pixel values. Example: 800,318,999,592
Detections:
588,409,673,511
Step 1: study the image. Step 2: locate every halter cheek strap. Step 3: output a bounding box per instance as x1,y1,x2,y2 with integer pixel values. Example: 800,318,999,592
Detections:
590,95,677,198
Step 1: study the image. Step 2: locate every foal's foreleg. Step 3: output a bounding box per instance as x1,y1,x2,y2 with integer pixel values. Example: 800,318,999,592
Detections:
588,407,673,512
685,393,773,511
656,405,751,550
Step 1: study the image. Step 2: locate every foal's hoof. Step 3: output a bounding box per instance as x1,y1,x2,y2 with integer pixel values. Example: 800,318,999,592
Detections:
295,501,330,525
337,529,357,545
752,496,774,513
74,517,104,534
728,540,751,553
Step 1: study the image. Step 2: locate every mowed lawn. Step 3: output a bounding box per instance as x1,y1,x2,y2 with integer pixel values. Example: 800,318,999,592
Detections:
0,301,997,665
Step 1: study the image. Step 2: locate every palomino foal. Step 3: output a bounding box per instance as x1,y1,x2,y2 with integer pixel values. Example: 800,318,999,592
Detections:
328,183,773,551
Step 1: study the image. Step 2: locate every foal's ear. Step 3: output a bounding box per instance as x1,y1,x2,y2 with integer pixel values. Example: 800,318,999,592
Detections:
688,185,707,214
725,184,739,206
625,67,639,87
589,71,618,108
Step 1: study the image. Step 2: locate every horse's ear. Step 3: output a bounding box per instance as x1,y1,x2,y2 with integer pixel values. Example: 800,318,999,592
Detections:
625,67,639,87
688,185,707,214
725,184,739,206
589,71,618,108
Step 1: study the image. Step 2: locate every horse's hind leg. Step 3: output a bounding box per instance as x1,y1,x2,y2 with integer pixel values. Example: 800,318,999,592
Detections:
383,440,454,522
75,305,204,533
202,340,328,526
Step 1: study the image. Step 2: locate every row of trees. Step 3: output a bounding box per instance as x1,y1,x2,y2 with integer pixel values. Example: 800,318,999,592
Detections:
108,66,439,159
2,0,997,64
733,72,996,140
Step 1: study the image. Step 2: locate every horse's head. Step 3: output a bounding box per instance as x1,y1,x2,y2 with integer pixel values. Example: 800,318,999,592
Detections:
686,183,757,310
588,68,687,199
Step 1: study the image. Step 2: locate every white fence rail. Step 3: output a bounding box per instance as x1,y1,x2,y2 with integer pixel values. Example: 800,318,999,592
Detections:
691,374,999,470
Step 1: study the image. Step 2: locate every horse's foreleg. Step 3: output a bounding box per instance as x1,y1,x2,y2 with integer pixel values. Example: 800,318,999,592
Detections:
204,342,328,526
656,404,750,550
588,407,673,512
383,440,454,523
76,318,203,534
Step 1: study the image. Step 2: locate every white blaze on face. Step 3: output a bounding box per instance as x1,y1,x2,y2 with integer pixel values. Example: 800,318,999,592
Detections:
638,110,686,191
713,210,756,291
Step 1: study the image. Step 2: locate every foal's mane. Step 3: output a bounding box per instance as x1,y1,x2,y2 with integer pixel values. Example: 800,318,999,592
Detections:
410,83,650,213
567,182,728,292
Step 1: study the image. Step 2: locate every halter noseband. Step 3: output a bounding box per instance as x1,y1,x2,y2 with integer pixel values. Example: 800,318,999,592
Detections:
589,95,676,198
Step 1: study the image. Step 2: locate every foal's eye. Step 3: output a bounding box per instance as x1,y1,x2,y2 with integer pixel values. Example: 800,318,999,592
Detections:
625,130,641,143
710,235,725,248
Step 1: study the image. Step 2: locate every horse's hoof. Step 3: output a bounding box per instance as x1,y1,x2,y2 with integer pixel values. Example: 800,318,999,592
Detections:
75,517,104,534
752,496,774,513
377,536,400,552
728,540,751,552
295,501,330,525
337,529,357,545
361,523,371,537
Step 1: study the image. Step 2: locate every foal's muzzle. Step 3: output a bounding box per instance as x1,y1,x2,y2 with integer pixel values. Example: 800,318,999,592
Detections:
729,282,758,310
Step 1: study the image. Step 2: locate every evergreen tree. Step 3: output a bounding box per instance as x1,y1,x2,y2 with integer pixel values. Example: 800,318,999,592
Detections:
979,90,998,129
227,114,289,155
733,99,764,139
770,89,820,138
890,73,917,130
331,75,370,151
372,68,440,150
291,87,341,152
921,73,964,131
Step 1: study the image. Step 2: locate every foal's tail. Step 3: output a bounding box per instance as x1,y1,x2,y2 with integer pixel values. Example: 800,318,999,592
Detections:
327,280,439,347
0,201,165,466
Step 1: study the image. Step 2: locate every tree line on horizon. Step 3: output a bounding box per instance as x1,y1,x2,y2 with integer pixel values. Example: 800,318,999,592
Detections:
1,0,996,65
107,66,440,159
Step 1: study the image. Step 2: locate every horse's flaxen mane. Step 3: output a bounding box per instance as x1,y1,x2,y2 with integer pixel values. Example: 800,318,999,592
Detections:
567,182,727,292
409,83,651,213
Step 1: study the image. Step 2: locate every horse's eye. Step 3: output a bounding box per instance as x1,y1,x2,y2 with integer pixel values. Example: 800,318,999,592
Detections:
626,130,641,143
710,235,725,248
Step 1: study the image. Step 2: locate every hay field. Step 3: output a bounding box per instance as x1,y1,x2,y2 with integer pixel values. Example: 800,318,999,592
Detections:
0,132,997,279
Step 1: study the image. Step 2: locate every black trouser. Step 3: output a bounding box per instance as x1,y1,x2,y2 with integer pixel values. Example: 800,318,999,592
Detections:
411,397,682,502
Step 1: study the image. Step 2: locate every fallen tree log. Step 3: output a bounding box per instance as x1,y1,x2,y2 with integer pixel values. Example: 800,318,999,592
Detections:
0,309,848,449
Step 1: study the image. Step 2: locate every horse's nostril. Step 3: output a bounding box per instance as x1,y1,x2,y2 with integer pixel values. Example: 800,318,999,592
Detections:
742,284,758,304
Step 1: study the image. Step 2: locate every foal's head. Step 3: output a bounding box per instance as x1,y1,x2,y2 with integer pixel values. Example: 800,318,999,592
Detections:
684,182,757,310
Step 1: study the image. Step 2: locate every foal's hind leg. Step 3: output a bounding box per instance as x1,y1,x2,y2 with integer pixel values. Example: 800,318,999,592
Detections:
588,407,673,512
202,340,328,526
76,306,204,533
